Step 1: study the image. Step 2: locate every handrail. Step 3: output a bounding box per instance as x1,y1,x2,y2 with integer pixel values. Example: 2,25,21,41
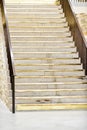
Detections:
59,0,87,75
0,0,15,113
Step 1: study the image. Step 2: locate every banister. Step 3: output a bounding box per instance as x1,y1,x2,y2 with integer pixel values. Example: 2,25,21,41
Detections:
59,0,87,75
0,0,15,113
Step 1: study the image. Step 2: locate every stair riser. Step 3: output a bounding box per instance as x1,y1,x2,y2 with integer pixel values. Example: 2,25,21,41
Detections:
11,42,74,46
6,5,62,8
9,27,69,32
8,19,66,23
15,65,82,70
9,22,68,27
6,9,63,13
15,77,84,83
15,71,84,76
15,84,87,90
10,32,71,37
7,14,64,18
11,37,73,42
12,47,76,52
15,91,87,97
14,59,80,64
13,53,78,58
15,98,87,104
7,11,63,15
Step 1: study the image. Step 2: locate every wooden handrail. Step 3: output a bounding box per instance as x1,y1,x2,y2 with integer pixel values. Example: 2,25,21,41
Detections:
59,0,87,75
0,0,15,113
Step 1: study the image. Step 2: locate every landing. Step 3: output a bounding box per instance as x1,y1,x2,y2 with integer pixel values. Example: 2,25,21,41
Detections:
0,101,87,130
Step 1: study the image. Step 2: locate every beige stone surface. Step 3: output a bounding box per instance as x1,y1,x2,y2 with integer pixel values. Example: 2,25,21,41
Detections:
0,9,11,110
76,13,87,40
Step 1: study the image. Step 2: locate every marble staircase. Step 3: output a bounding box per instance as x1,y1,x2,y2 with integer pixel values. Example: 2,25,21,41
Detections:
5,2,87,111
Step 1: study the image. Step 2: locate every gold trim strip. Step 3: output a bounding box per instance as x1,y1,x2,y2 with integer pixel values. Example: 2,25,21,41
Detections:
16,104,87,111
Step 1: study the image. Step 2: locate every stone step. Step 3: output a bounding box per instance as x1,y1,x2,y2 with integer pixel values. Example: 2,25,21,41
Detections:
7,10,63,14
8,18,66,23
6,9,63,13
13,52,79,59
11,36,73,42
15,96,87,104
12,45,75,52
16,104,87,111
15,76,85,83
6,4,62,9
16,70,84,76
11,41,75,46
9,26,69,31
15,64,82,70
14,58,80,64
10,31,71,37
7,13,64,18
9,22,68,27
15,82,87,90
15,89,87,97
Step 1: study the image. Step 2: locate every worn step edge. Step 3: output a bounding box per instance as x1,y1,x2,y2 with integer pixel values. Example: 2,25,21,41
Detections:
16,103,87,111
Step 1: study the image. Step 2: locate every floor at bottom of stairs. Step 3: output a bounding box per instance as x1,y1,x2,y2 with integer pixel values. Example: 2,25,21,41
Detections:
0,101,87,130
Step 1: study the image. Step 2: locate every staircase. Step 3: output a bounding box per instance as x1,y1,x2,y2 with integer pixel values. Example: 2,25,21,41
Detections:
5,2,87,111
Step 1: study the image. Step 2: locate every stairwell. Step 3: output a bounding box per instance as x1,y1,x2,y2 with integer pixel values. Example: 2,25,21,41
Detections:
5,2,87,111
